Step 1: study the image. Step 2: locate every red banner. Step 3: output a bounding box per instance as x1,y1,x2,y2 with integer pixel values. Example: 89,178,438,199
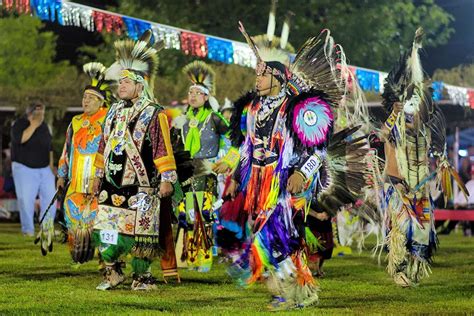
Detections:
467,89,474,109
180,31,207,58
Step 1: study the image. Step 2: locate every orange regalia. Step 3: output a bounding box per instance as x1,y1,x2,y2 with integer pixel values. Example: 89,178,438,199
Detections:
57,62,114,263
58,107,108,262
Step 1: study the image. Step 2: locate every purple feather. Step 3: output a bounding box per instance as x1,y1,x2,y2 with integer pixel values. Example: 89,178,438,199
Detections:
238,136,253,188
266,204,293,257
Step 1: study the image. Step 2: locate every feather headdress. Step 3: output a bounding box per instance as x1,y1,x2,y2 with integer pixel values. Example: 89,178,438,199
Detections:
83,62,106,89
288,29,343,102
109,30,163,100
382,27,432,119
183,61,216,96
241,0,294,60
239,21,291,85
238,1,295,85
183,60,220,111
83,62,116,106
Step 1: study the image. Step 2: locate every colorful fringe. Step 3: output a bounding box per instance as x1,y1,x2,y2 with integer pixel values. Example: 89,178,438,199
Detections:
216,191,248,252
266,254,320,308
305,227,323,254
244,165,266,215
229,204,319,306
384,184,438,284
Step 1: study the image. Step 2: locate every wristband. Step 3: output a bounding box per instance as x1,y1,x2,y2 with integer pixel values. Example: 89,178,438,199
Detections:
221,147,240,169
161,170,178,184
95,168,104,178
384,111,398,129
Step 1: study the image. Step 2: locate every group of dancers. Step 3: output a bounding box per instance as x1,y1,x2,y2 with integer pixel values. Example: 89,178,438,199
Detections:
33,10,467,310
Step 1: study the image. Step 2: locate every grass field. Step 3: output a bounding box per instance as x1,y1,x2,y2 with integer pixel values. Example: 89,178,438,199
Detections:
0,223,473,315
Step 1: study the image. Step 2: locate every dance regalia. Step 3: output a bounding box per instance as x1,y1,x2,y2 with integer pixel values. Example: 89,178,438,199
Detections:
55,62,114,263
380,29,468,286
58,107,107,263
174,61,234,272
93,32,180,290
93,97,179,281
178,109,230,271
94,98,176,246
227,26,370,308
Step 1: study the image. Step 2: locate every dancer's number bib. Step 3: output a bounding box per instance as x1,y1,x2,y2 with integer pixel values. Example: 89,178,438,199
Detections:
100,229,118,245
301,154,322,179
188,208,195,222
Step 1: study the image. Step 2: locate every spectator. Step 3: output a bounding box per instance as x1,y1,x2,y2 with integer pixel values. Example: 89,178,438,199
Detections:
459,157,472,184
454,165,474,236
10,102,56,237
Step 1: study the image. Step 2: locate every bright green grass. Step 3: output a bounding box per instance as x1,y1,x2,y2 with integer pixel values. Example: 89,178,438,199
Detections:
0,223,473,315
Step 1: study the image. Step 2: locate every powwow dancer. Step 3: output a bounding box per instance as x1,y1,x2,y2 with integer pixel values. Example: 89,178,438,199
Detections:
380,28,468,287
55,62,114,263
215,0,297,262
92,31,179,290
174,61,237,272
225,22,370,310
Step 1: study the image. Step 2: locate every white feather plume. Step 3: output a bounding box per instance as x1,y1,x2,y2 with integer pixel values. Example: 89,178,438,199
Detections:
266,0,277,42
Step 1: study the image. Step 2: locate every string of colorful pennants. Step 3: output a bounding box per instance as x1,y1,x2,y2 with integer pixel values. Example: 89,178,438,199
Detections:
1,0,473,108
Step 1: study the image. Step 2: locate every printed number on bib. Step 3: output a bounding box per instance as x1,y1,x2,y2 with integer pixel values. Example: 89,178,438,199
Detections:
100,230,118,245
301,155,322,179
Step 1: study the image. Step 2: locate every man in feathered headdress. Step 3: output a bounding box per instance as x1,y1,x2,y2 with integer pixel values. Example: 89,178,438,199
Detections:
173,60,235,272
380,28,468,287
223,9,370,308
51,62,115,263
92,31,179,290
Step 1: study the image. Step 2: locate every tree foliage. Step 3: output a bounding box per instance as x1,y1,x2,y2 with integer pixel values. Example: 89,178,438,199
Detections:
0,1,455,111
433,64,474,88
297,0,454,71
0,15,61,89
79,0,454,104
106,0,453,71
0,15,82,118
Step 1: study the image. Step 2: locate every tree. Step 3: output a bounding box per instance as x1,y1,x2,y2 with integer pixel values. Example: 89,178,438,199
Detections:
294,0,453,71
77,0,453,105
433,64,474,87
0,15,81,118
101,0,453,71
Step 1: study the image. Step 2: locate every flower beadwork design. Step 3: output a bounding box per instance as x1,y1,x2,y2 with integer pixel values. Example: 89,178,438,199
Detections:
125,223,134,233
138,215,151,230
